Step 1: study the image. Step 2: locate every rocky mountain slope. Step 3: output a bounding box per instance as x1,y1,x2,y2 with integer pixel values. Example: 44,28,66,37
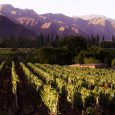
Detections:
0,4,115,40
0,14,36,39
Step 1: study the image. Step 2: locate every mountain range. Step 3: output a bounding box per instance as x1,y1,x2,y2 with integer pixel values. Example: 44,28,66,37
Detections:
0,4,115,40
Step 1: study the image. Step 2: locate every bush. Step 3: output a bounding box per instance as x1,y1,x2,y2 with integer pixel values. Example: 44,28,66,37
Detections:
37,48,72,65
84,57,100,64
74,50,88,64
111,58,115,66
75,54,84,64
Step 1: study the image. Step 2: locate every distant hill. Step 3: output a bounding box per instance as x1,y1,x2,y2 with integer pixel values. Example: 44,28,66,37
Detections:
0,4,115,40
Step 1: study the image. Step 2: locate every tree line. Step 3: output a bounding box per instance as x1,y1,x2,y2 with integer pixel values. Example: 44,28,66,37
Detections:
0,34,115,66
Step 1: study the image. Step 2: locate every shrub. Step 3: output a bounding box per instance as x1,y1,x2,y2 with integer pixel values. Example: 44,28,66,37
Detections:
84,57,100,64
111,58,115,66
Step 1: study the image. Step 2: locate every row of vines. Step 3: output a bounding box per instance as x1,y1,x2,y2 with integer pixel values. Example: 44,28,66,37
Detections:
0,61,115,115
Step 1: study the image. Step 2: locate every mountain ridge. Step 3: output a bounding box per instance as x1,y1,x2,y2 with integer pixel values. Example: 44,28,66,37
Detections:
0,14,37,39
0,4,115,40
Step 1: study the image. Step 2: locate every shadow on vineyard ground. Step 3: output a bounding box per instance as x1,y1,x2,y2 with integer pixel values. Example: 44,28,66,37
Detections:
0,63,12,114
59,94,82,115
15,63,49,115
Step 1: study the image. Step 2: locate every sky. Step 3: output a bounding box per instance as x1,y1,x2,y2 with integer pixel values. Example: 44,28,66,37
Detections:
0,0,115,19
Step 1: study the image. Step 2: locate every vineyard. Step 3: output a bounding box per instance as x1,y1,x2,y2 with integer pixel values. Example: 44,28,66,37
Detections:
0,62,115,115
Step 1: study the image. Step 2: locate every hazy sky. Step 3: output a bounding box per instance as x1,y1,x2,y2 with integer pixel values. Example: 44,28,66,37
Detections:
0,0,115,19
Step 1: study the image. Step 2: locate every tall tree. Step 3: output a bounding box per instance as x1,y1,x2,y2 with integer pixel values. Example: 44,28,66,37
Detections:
112,35,115,48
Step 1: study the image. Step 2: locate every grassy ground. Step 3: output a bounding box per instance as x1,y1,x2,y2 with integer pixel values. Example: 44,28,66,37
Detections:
0,48,38,54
